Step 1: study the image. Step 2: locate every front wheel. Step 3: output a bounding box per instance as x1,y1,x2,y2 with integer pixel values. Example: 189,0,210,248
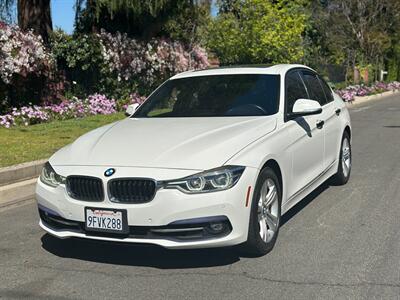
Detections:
331,131,352,185
240,167,281,256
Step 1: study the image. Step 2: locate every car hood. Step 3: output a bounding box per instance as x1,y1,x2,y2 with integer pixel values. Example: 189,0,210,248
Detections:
50,116,277,170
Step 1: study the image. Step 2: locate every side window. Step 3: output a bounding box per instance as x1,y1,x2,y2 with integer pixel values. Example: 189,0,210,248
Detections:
319,77,334,103
302,72,327,106
285,71,308,114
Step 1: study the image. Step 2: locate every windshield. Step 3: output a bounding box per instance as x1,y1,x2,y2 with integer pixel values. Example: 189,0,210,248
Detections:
134,74,280,118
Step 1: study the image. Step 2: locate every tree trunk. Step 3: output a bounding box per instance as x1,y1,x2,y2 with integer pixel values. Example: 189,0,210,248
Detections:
17,0,52,44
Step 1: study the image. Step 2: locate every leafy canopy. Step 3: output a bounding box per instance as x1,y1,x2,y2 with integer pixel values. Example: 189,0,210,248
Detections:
75,0,211,43
207,0,307,65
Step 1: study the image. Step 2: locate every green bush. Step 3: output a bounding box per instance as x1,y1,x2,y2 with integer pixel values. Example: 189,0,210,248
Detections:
206,0,307,65
50,30,107,98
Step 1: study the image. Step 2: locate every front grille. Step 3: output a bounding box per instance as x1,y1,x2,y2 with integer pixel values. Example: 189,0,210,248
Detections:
66,176,104,202
108,178,156,203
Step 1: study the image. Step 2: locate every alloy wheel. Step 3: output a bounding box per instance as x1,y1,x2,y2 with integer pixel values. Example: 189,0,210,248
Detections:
257,178,279,243
342,138,351,177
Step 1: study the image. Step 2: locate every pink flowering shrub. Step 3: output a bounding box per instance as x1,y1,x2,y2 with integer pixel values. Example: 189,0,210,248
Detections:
118,93,147,111
44,97,87,120
0,22,53,84
0,25,210,127
388,81,400,90
98,30,209,89
336,81,400,102
0,25,210,113
0,105,49,128
87,94,117,115
0,94,117,128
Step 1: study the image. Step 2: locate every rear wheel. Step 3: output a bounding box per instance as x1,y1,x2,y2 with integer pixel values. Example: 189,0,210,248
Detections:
240,167,281,256
331,131,351,185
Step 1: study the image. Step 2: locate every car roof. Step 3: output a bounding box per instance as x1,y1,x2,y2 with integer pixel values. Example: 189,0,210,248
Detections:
171,64,315,80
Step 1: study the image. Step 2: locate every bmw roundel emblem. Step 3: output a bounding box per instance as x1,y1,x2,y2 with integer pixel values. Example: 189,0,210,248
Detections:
104,168,115,177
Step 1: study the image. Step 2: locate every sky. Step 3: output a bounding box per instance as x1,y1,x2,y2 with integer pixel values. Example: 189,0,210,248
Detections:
51,0,75,34
51,0,218,34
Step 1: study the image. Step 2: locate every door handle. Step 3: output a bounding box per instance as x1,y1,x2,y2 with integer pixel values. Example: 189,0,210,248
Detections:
335,108,341,116
316,120,324,129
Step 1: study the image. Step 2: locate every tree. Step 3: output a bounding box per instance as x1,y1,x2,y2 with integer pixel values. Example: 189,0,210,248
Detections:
308,0,400,81
216,0,241,16
0,0,53,44
75,0,211,41
75,0,168,36
206,0,307,65
164,0,211,45
17,0,52,44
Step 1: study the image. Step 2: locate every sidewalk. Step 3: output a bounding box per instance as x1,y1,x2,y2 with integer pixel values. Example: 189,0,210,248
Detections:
0,160,45,207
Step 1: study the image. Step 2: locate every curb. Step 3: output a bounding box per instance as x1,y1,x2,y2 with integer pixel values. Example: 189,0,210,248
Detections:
0,159,46,187
0,178,37,207
345,90,400,108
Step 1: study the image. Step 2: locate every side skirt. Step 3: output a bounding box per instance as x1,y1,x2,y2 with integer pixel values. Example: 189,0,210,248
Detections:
281,160,338,215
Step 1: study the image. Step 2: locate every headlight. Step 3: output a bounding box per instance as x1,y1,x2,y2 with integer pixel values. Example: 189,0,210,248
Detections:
163,166,245,194
40,162,66,188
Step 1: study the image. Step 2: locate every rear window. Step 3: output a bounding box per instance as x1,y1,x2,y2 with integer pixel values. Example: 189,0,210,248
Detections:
134,74,280,118
302,72,327,106
319,78,334,103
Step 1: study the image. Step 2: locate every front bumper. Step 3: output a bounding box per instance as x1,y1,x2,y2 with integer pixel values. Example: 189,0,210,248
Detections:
36,166,258,249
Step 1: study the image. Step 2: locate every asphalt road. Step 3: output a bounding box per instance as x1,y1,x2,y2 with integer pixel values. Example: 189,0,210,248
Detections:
1,96,400,299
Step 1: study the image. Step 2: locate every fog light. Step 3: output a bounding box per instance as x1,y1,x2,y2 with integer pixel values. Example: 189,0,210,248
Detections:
207,222,225,234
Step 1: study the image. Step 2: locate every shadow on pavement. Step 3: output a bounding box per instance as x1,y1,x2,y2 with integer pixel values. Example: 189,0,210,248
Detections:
41,182,331,267
281,182,330,226
41,234,240,269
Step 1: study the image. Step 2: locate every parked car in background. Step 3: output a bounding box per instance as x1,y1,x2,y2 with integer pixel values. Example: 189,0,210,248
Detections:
36,64,351,256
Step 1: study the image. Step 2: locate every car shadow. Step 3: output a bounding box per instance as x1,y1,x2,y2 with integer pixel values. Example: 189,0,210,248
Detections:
41,234,241,269
294,117,312,137
41,182,331,267
281,182,330,226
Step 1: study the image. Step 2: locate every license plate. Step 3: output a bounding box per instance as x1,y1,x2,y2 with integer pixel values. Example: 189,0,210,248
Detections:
85,208,128,234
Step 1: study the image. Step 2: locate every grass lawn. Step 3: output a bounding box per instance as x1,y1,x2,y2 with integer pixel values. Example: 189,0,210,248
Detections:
0,113,125,168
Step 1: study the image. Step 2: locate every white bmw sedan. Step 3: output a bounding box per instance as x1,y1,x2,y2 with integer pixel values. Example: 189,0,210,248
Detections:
36,64,351,256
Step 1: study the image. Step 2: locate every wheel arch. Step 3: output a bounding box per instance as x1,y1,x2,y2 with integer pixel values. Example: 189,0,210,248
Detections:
261,159,283,196
344,125,351,141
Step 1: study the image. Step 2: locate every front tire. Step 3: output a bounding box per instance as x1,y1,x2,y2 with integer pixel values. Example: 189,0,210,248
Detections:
331,131,352,185
240,167,281,256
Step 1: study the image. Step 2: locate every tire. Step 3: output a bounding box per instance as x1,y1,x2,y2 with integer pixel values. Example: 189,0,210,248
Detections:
240,167,282,257
330,131,352,185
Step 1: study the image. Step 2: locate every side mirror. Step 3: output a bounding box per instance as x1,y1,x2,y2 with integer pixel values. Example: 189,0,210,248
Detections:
125,103,140,117
289,99,322,118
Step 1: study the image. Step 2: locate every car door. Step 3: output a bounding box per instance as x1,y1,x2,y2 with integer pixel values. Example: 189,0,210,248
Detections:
302,71,341,170
285,70,325,199
318,76,342,169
